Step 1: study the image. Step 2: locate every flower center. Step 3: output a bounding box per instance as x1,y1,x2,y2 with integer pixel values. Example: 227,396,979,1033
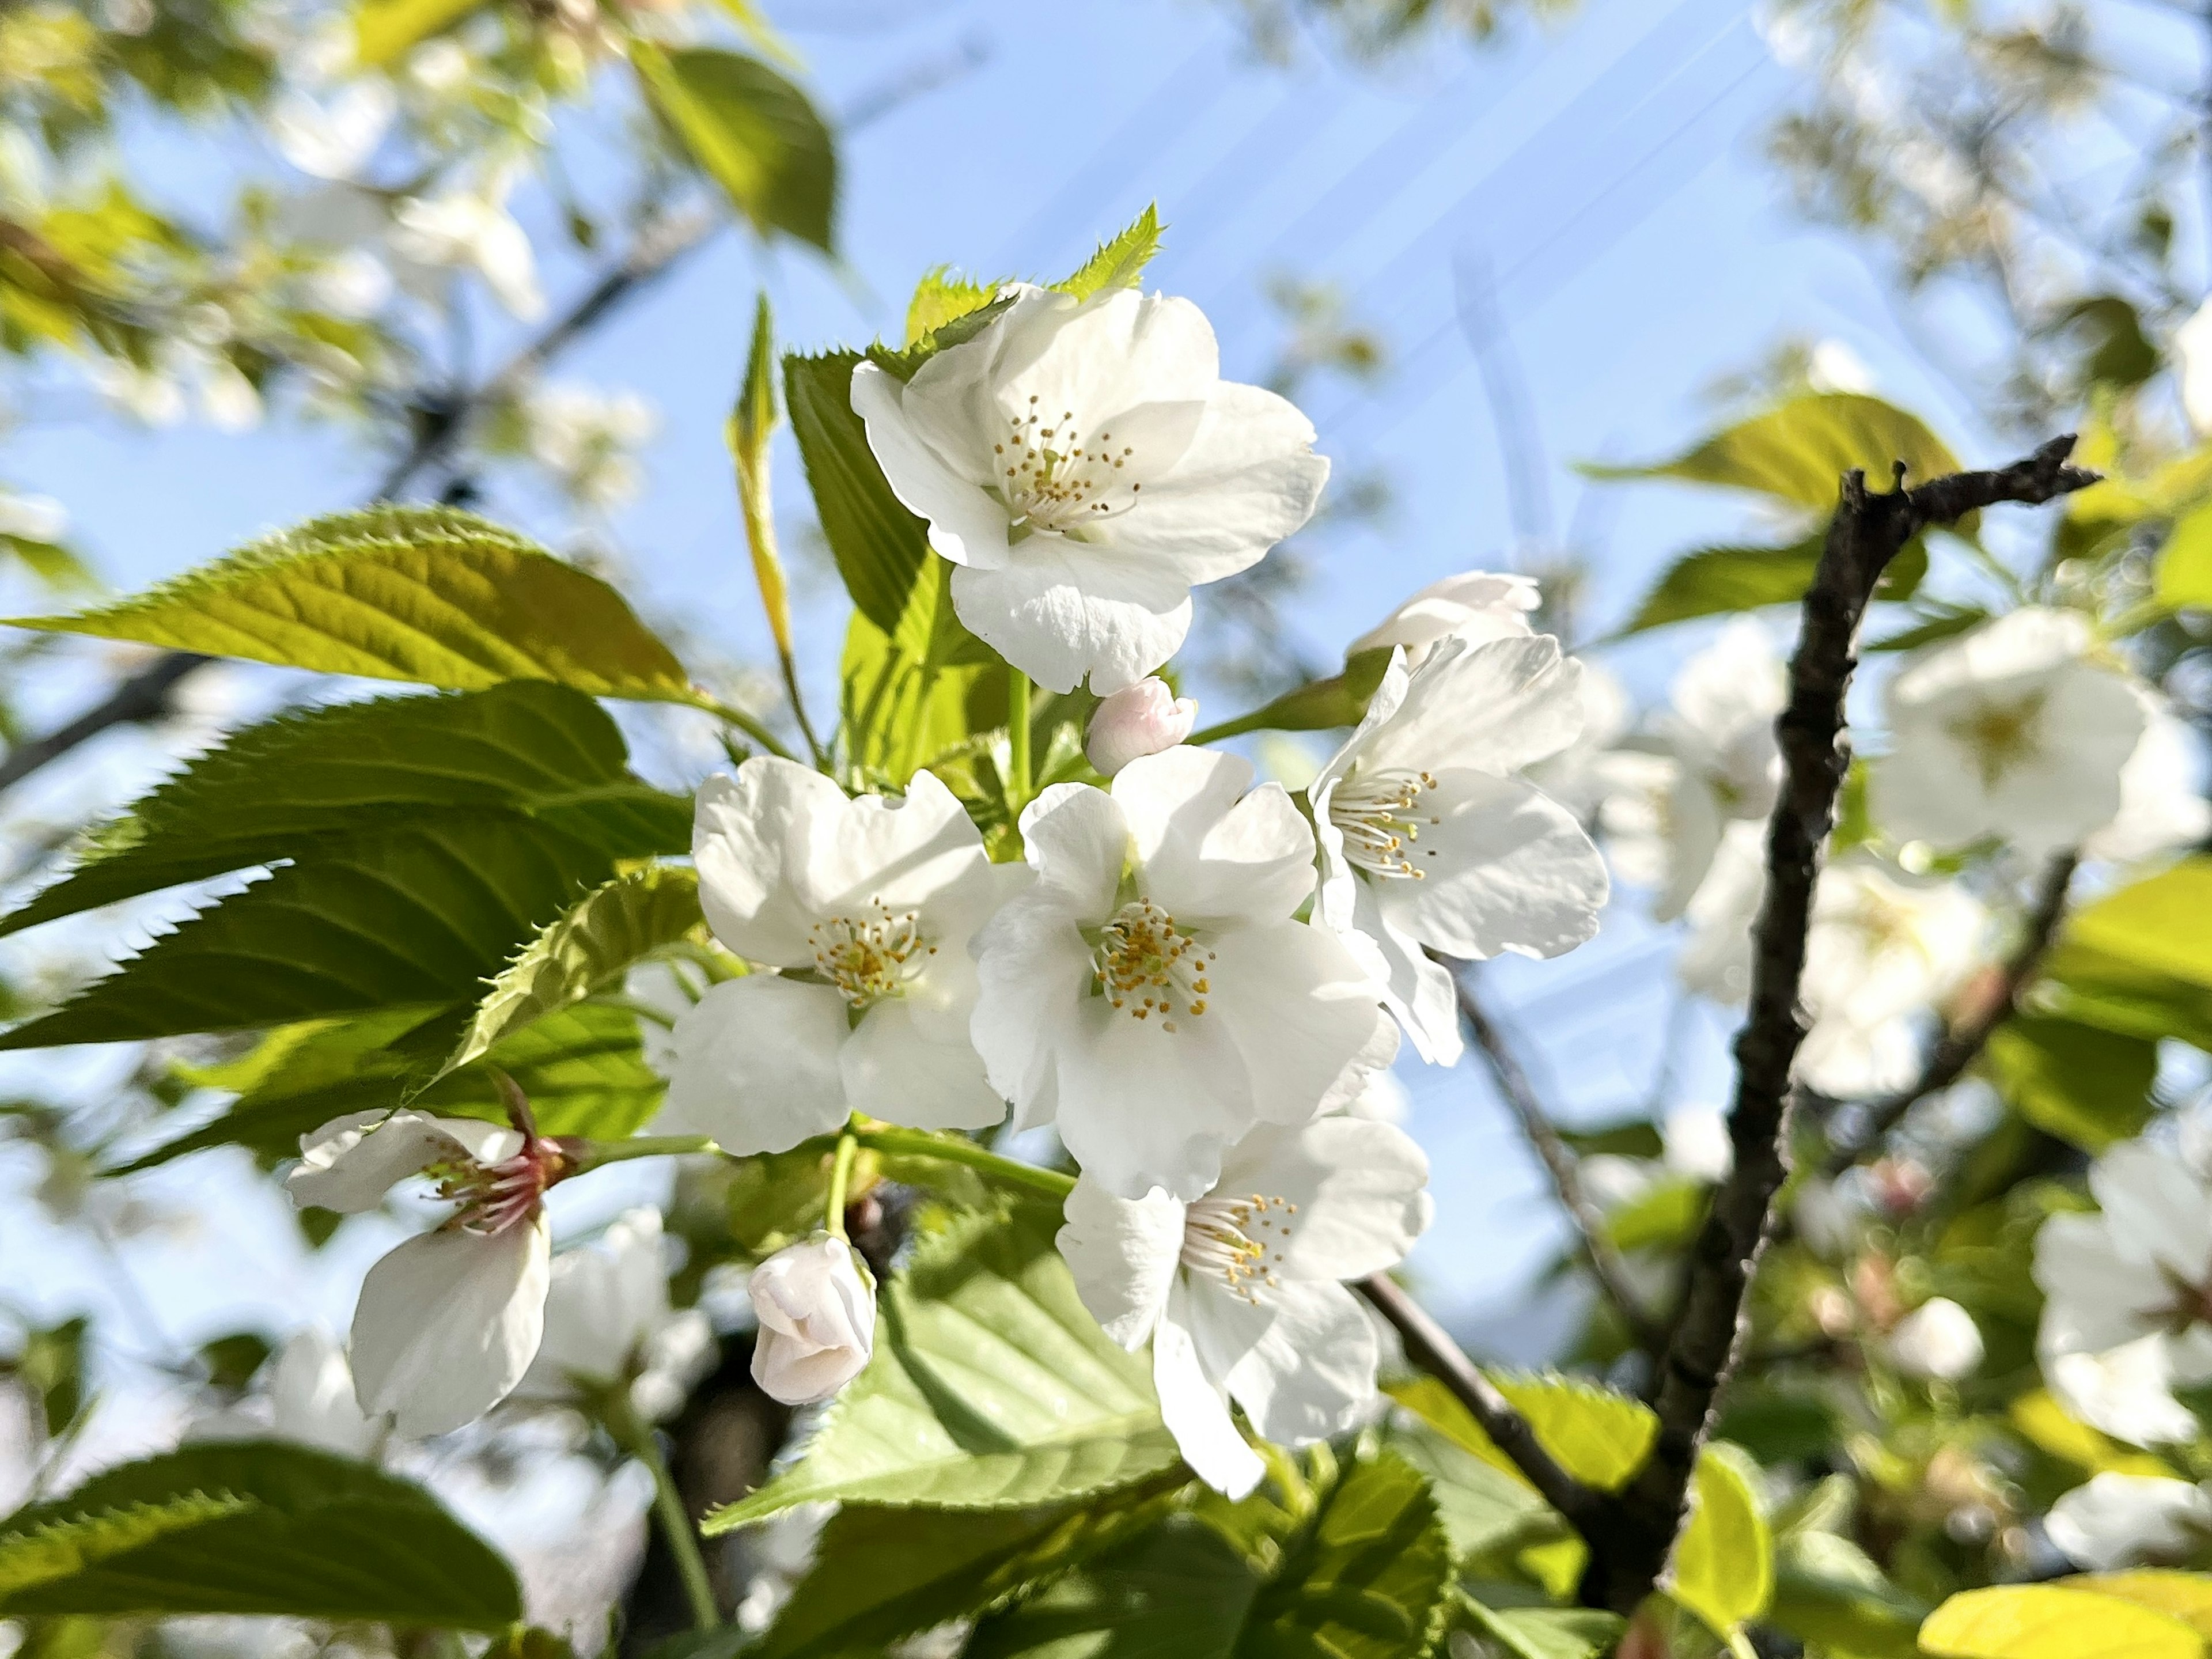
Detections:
1180,1192,1296,1304
1950,691,2048,788
1092,897,1214,1032
810,902,934,1010
1330,767,1441,880
993,396,1145,535
432,1138,569,1236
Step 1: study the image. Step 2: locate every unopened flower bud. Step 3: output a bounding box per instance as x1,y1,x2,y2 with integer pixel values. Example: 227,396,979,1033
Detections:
749,1235,875,1405
1085,678,1196,777
1888,1296,1983,1381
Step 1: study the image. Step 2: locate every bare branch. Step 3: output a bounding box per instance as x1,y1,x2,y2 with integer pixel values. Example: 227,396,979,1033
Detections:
1581,434,2100,1615
1357,1273,1609,1535
1448,961,1668,1353
1819,847,2080,1177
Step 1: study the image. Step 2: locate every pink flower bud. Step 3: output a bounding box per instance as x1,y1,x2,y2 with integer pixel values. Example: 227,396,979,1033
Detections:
1085,679,1197,777
749,1235,876,1405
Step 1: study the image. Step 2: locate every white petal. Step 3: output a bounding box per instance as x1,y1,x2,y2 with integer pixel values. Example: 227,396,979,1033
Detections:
951,545,1194,695
1016,781,1131,917
2035,1212,2171,1355
969,887,1101,1132
1348,570,1541,660
267,1328,381,1458
1153,1297,1264,1499
1052,1007,1249,1199
851,361,1013,569
749,1236,876,1405
1115,748,1315,926
842,999,1006,1132
660,976,850,1154
1217,1116,1433,1281
1206,921,1390,1128
350,1214,550,1437
693,760,851,966
800,764,994,919
1214,1279,1379,1449
1342,880,1463,1067
1374,771,1607,961
2046,1338,2200,1446
1361,636,1585,778
288,1109,475,1214
2047,1473,2212,1570
2092,1142,2212,1285
1056,1177,1185,1349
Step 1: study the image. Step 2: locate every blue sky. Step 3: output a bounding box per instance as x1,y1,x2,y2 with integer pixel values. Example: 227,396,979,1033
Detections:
0,0,2124,1369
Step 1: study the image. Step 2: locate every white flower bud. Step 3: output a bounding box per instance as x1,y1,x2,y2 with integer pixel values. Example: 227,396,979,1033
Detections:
749,1236,876,1406
1888,1296,1984,1381
1085,678,1197,777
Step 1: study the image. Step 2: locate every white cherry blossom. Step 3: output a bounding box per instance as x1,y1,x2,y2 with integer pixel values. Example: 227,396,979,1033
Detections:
662,759,1022,1155
2178,296,2212,437
1599,619,1786,918
2047,1474,2212,1570
517,1209,714,1422
189,1327,382,1459
1310,636,1607,1066
287,1108,565,1436
1888,1297,1984,1381
971,746,1385,1200
2086,705,2210,865
388,165,544,320
1057,1116,1431,1497
2035,1139,2212,1446
1871,607,2148,858
749,1236,876,1406
1346,569,1539,664
1086,677,1198,776
851,284,1328,694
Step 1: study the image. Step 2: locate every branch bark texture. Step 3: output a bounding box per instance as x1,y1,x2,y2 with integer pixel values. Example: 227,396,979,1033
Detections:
1582,435,2100,1614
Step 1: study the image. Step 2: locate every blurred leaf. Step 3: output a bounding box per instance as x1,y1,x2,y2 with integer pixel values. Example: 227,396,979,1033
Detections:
1385,1416,1561,1560
1668,1443,1773,1638
752,1474,1187,1658
1194,647,1393,743
1919,1584,2203,1659
965,1450,1452,1659
1,1319,87,1438
1986,1014,2157,1152
1868,604,1993,652
350,0,487,67
1463,1602,1624,1659
1389,1372,1657,1496
2008,1390,2175,1479
2063,297,2160,391
430,866,703,1087
2071,1573,2212,1637
0,1494,251,1599
1555,1119,1665,1160
2038,942,2212,1052
730,292,794,661
2042,859,2212,1055
0,1442,521,1627
1055,206,1163,301
2157,502,2212,611
1585,393,1964,512
1768,1530,1929,1659
1620,533,1926,634
702,1209,1180,1532
630,45,835,253
7,507,694,703
122,1002,658,1171
1603,1177,1707,1253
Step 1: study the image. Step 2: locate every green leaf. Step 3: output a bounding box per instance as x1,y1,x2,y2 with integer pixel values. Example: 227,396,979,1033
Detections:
966,1450,1453,1659
840,558,1001,785
730,291,796,665
2158,502,2212,611
1388,1373,1657,1497
1585,392,1964,512
1385,1418,1560,1560
1919,1584,2205,1659
628,44,835,254
1768,1531,1929,1659
2039,941,2212,1052
2007,1390,2175,1480
122,1002,658,1171
1602,1176,1707,1253
0,1496,251,1598
0,1442,521,1627
1986,1014,2157,1152
752,1475,1188,1659
2065,857,2212,998
1,682,687,940
7,507,695,703
431,866,703,1086
907,267,1000,348
1462,1603,1625,1659
1192,647,1393,743
1619,534,1926,634
1668,1442,1773,1638
1055,206,1164,301
2071,1573,2212,1637
350,0,488,67
701,1210,1181,1532
784,348,931,638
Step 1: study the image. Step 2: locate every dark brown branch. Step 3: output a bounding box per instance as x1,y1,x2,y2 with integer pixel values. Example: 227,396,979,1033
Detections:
1819,847,2080,1177
1357,1273,1609,1535
1581,434,2100,1616
1448,963,1669,1354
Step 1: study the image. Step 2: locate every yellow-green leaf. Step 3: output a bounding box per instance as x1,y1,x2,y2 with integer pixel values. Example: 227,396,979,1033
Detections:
2156,501,2212,611
1387,1372,1657,1496
2071,1573,2212,1637
1669,1442,1774,1638
1055,205,1163,301
1921,1584,2203,1659
906,267,999,348
7,506,694,703
631,43,835,254
2009,1389,2176,1479
350,0,488,68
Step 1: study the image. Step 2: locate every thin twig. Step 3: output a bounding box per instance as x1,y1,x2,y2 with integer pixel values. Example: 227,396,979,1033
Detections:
1448,963,1668,1353
1582,435,2100,1616
1357,1273,1608,1535
1819,848,2080,1177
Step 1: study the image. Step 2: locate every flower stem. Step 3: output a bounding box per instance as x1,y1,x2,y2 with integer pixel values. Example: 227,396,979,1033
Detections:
825,1124,861,1240
1005,667,1033,812
608,1397,718,1632
569,1134,724,1172
687,691,797,762
852,1123,1074,1200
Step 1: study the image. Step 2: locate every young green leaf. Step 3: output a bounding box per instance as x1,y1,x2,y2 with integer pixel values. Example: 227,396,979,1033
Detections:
0,1496,251,1599
1768,1531,1930,1659
701,1209,1181,1532
1919,1584,2205,1659
785,349,933,638
1055,206,1164,301
350,0,489,67
907,267,999,347
1986,1014,2157,1152
1388,1372,1658,1497
1619,532,1927,635
1462,1603,1626,1659
730,291,796,664
1191,647,1393,743
1668,1443,1774,1639
2156,501,2212,611
629,44,835,254
7,507,694,702
0,1442,521,1627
